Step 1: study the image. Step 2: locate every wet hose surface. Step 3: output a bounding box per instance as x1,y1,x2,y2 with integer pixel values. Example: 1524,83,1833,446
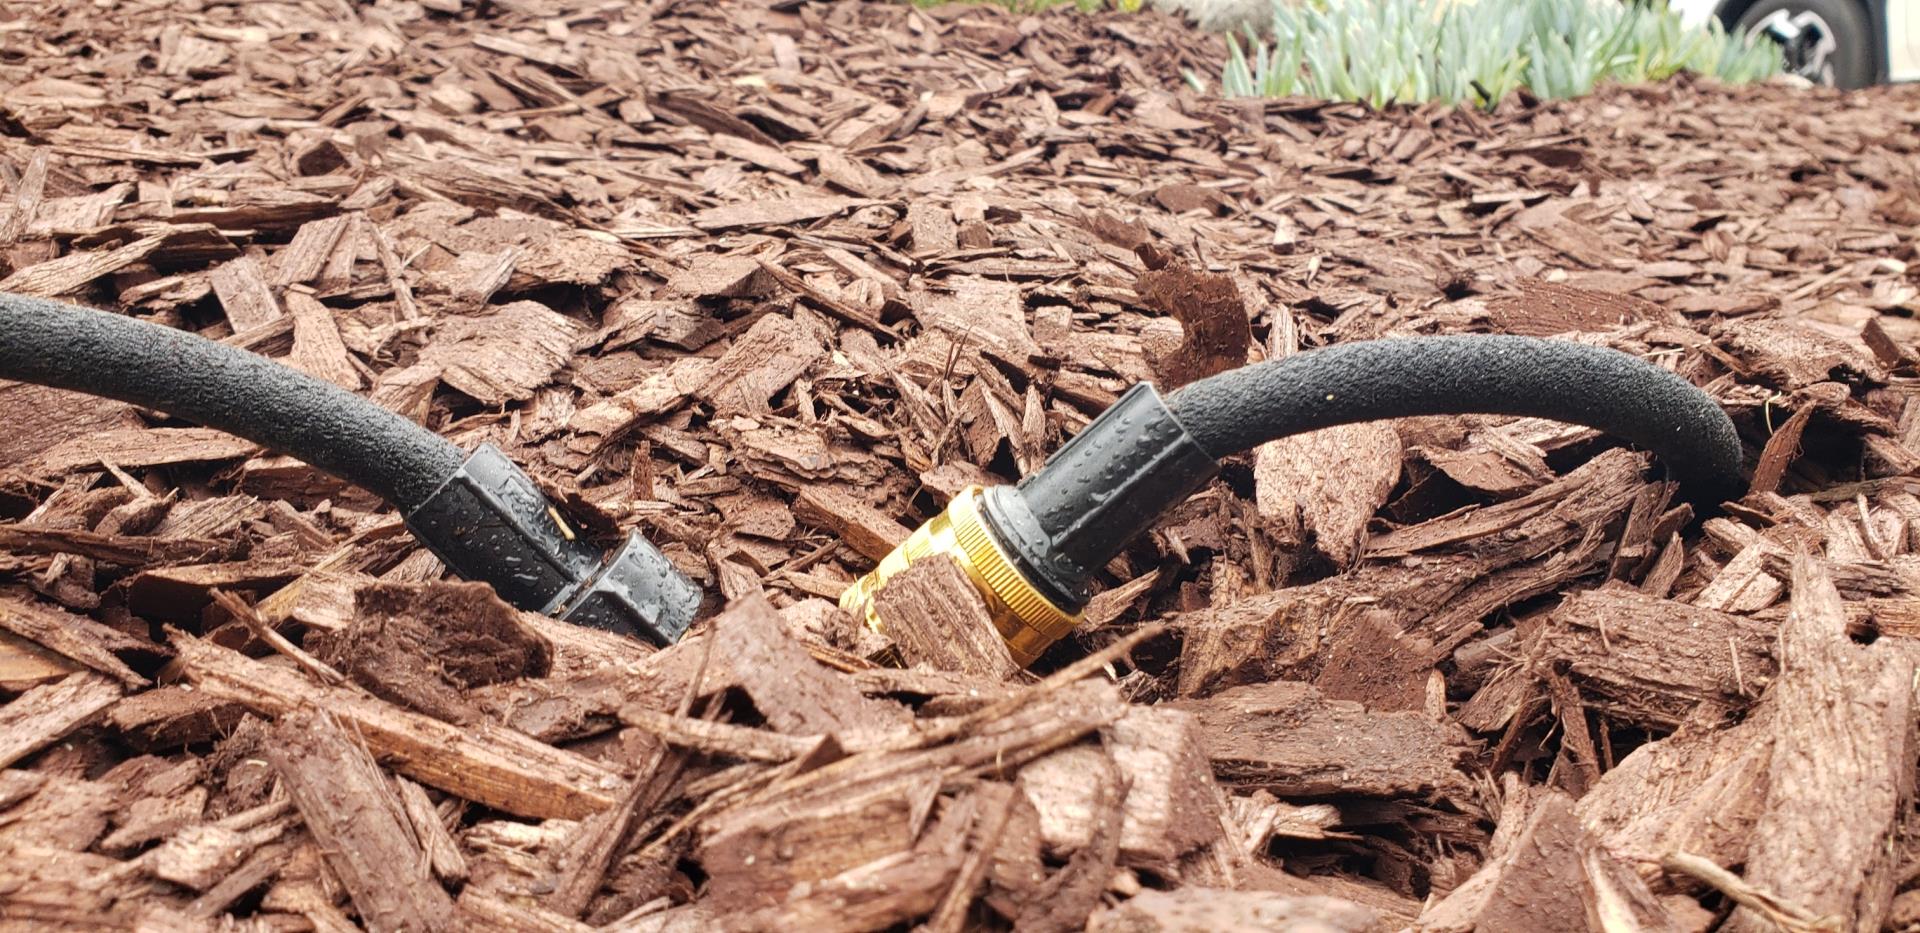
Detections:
0,292,464,508
0,292,705,643
1163,334,1746,501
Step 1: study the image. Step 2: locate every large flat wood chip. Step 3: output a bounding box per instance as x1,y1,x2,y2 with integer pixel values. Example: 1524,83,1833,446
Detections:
0,593,149,687
870,553,1019,681
424,299,586,405
0,234,164,296
1171,680,1474,799
284,291,361,390
690,195,870,231
1087,889,1377,932
693,313,826,414
793,484,912,562
27,426,259,475
0,382,142,469
705,592,908,736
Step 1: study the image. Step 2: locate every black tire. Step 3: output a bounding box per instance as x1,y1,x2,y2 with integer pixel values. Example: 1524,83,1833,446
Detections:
1733,0,1876,88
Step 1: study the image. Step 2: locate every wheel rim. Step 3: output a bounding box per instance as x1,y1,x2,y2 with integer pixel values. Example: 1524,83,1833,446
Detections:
1749,8,1841,85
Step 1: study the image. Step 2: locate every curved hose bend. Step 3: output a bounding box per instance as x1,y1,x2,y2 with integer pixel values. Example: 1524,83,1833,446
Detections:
0,292,463,508
845,333,1747,669
1164,335,1745,499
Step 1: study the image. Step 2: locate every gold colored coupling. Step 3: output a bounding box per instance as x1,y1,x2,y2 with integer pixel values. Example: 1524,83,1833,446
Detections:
838,486,1081,668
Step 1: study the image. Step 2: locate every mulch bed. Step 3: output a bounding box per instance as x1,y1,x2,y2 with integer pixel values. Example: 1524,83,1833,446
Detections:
2,0,1920,929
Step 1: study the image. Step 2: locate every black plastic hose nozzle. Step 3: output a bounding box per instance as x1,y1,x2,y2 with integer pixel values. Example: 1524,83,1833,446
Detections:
0,292,699,645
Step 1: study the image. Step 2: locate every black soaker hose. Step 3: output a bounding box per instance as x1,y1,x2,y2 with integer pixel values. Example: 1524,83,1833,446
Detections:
982,334,1744,614
0,293,701,645
1165,334,1744,496
0,292,462,507
844,332,1747,668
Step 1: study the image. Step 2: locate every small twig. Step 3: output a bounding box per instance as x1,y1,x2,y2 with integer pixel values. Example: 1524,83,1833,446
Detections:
96,458,157,500
209,588,348,687
924,787,1018,933
1488,689,1549,775
546,628,717,917
900,622,1168,753
1857,493,1888,561
1661,851,1842,933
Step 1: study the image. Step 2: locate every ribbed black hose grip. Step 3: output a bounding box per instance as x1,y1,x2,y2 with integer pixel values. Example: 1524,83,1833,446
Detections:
407,445,700,643
988,383,1219,607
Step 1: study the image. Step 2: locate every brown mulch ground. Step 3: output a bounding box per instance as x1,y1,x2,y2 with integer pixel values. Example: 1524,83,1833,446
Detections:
3,0,1920,929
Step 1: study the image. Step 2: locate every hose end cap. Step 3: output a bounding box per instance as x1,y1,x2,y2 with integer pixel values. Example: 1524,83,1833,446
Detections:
550,530,702,644
404,444,700,646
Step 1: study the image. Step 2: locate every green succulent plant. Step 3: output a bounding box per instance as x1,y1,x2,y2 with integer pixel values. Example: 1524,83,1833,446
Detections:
1193,0,1780,107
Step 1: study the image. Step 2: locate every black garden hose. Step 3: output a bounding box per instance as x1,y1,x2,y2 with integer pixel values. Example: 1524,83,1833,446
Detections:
1,293,1740,660
1165,334,1744,498
0,291,462,507
842,333,1746,667
0,293,702,645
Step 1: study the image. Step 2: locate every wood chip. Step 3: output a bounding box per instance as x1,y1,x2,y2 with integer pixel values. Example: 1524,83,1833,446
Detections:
1171,680,1474,799
705,592,907,736
284,291,361,390
207,254,285,333
870,553,1020,680
171,630,622,820
1418,787,1589,931
1019,705,1225,863
0,629,84,691
266,708,457,932
0,524,228,566
0,592,149,687
694,313,826,414
1254,420,1400,566
793,484,912,562
270,216,353,286
0,671,121,768
1730,554,1917,931
28,427,258,475
1087,889,1377,932
1533,586,1775,728
422,299,585,404
690,195,869,231
0,234,164,296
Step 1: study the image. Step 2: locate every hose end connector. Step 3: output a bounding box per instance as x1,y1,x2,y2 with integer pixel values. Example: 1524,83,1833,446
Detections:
842,384,1219,667
839,486,1081,667
405,444,700,645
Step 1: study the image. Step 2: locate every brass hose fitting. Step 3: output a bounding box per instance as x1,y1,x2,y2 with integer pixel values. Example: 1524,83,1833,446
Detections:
839,486,1081,667
841,384,1219,667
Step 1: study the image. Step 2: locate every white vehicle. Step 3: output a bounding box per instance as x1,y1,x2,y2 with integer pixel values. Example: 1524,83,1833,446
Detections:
1671,0,1920,87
